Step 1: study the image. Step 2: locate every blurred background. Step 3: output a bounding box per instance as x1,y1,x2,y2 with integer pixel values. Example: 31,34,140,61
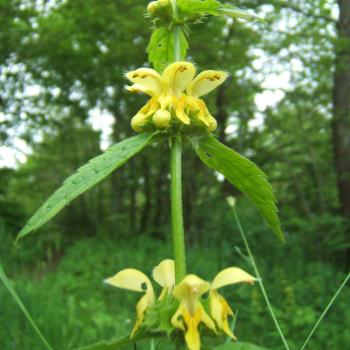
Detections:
0,0,349,349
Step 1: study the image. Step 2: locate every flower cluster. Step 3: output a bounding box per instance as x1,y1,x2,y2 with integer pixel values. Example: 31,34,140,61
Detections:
126,62,228,133
105,260,255,350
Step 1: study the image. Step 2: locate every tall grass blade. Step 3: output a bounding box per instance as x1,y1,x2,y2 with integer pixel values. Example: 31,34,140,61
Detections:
227,200,291,350
0,264,53,350
300,272,350,350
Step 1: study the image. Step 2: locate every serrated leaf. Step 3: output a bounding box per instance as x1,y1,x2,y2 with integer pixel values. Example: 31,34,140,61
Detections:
214,341,269,350
177,0,221,17
219,5,263,21
193,135,284,242
16,133,156,242
147,27,188,72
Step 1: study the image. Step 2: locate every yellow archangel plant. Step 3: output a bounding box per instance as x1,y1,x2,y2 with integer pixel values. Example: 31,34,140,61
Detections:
105,260,256,350
10,2,287,350
126,61,228,132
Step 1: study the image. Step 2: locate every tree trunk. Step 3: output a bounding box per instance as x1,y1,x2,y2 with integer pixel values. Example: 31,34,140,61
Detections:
333,0,350,265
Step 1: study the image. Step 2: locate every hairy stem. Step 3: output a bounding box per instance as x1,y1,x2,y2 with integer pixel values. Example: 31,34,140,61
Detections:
170,0,181,61
170,136,186,282
169,0,186,282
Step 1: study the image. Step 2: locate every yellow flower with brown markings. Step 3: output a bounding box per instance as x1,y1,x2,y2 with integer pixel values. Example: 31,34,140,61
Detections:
125,61,227,132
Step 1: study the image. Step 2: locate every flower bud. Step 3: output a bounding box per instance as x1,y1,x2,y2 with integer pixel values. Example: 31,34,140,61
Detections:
207,114,218,132
147,0,171,18
226,196,236,208
153,109,171,129
147,1,158,15
131,113,148,132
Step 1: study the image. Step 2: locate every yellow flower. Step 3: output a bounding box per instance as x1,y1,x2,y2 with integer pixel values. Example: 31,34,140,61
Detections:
105,259,175,337
105,261,255,349
209,268,256,339
171,274,216,350
153,259,176,299
126,61,228,132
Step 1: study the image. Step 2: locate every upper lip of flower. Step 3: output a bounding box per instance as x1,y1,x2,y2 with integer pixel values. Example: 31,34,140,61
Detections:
126,61,228,99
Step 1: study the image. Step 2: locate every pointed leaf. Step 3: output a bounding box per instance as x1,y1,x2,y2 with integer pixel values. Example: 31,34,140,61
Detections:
16,133,156,242
177,0,221,17
219,5,263,21
193,135,284,242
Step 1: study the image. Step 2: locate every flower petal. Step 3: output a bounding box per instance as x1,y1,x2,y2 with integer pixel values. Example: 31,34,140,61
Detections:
198,302,216,333
171,303,186,331
105,268,153,293
126,68,163,97
131,292,154,337
209,290,236,339
187,70,228,97
211,267,256,290
183,307,201,350
174,96,190,125
126,83,158,97
162,62,196,96
152,259,175,289
173,274,210,302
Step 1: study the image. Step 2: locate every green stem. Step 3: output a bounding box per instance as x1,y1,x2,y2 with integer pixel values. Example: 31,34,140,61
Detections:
170,0,181,61
230,204,291,350
170,136,186,283
169,0,186,282
300,272,350,350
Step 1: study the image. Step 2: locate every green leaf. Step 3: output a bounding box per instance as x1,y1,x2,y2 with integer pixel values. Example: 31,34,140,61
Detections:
215,341,269,350
76,336,132,350
147,27,188,72
16,133,156,242
177,0,221,17
193,135,284,242
218,5,263,21
0,264,53,350
75,332,159,350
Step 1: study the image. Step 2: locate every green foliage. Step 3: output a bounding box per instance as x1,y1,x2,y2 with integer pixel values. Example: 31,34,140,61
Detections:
177,0,221,17
192,135,283,242
16,133,156,242
218,5,262,22
214,342,268,350
0,264,53,350
76,335,132,350
147,27,189,72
